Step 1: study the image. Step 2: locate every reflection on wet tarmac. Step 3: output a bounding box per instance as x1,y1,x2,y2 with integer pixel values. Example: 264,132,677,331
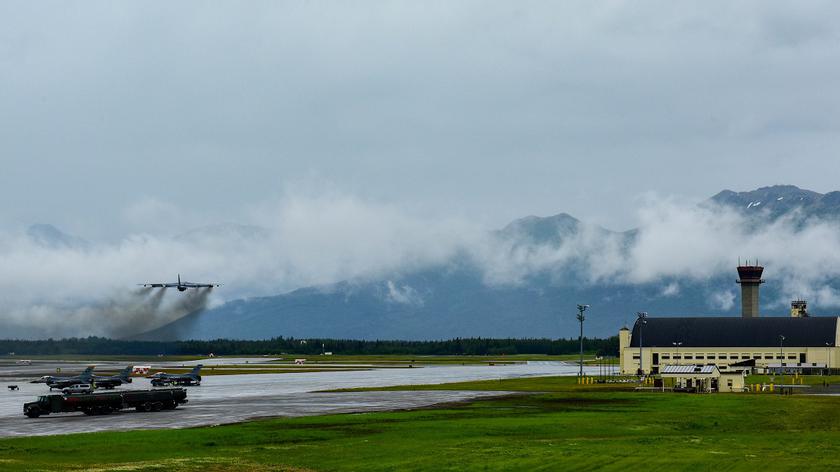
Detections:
0,361,589,437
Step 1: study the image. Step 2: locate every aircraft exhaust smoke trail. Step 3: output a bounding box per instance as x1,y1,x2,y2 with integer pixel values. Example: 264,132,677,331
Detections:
26,287,219,339
111,287,213,339
146,287,167,312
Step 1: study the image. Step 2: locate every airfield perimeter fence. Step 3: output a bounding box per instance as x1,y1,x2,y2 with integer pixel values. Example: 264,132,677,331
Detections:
0,336,619,357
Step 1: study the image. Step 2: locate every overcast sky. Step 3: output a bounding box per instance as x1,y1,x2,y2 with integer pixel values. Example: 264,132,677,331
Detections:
2,1,840,239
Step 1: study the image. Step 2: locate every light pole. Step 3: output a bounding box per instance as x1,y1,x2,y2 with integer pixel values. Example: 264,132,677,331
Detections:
672,341,682,365
576,304,589,377
779,335,785,376
826,342,832,376
637,312,648,375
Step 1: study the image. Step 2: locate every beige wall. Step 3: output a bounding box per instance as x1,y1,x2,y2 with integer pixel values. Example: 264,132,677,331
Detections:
719,373,745,392
620,345,838,375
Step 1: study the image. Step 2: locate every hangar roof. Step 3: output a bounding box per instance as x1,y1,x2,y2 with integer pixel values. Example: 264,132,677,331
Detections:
629,317,838,348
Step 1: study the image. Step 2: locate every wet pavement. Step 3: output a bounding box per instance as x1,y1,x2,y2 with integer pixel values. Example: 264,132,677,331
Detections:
0,361,591,437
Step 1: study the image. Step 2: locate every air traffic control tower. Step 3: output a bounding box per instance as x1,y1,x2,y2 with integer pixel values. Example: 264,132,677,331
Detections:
737,263,764,318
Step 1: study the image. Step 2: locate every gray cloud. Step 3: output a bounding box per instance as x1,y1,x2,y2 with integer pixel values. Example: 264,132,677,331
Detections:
1,2,840,235
2,2,840,336
2,190,840,337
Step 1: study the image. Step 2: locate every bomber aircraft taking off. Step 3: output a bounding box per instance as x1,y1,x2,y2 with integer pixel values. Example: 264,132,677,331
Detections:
140,274,220,292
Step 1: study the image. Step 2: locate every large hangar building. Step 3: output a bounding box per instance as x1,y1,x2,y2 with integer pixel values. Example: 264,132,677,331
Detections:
619,264,839,375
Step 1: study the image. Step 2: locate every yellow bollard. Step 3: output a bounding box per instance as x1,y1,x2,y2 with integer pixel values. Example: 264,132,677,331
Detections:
770,383,774,392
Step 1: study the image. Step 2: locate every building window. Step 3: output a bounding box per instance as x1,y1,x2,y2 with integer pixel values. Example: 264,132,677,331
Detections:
673,355,681,360
662,355,671,360
707,355,716,360
765,355,774,360
632,355,640,360
696,355,705,360
787,355,796,360
718,355,727,360
753,355,761,359
684,355,693,360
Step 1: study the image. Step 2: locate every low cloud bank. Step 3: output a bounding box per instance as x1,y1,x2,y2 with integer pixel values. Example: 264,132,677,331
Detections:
1,192,839,337
477,197,840,309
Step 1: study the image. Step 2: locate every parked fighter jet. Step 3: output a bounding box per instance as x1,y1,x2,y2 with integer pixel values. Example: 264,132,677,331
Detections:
140,274,220,292
150,365,202,386
91,366,133,389
31,366,95,390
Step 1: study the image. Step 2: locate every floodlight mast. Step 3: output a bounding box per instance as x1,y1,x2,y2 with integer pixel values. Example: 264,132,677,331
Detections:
576,304,589,377
636,312,648,375
672,341,682,366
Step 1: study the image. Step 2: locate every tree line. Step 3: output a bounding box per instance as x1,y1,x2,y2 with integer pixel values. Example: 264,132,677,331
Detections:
0,336,619,357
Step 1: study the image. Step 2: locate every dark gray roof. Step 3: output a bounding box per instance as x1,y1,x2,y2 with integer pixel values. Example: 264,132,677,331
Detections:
630,317,838,348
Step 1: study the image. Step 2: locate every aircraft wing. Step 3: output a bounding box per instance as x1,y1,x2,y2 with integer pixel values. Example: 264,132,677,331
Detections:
140,283,180,288
181,282,221,288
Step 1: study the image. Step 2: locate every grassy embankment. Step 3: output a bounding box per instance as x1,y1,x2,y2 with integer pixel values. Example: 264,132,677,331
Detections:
745,374,840,385
2,375,840,471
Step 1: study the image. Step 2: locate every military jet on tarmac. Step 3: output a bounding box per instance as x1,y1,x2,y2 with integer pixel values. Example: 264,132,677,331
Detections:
31,366,95,390
150,365,203,386
140,274,220,292
91,366,133,389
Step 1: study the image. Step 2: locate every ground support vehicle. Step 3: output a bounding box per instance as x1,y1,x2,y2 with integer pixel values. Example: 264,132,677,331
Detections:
62,384,93,395
23,388,187,418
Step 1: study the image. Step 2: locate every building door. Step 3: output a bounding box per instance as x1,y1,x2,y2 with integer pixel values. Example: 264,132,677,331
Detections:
652,353,659,365
800,353,807,364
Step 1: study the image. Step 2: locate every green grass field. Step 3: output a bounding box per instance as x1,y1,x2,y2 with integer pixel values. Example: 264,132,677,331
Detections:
3,376,840,471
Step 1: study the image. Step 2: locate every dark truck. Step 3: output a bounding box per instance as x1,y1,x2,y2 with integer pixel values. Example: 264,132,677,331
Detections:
24,388,187,418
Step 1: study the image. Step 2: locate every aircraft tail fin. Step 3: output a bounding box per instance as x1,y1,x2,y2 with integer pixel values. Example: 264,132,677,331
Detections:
120,366,133,380
80,366,95,382
191,365,202,375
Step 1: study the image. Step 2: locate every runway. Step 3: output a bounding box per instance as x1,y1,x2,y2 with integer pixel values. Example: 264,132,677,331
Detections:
0,361,591,437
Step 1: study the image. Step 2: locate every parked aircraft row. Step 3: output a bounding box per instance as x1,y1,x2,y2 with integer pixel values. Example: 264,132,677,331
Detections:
30,365,203,390
30,366,130,390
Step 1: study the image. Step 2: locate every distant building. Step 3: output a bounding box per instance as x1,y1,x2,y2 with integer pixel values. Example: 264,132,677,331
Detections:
619,317,836,375
618,264,837,377
660,365,746,393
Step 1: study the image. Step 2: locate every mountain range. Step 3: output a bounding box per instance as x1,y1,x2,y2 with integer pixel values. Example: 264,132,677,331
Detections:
14,185,840,341
141,185,840,341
